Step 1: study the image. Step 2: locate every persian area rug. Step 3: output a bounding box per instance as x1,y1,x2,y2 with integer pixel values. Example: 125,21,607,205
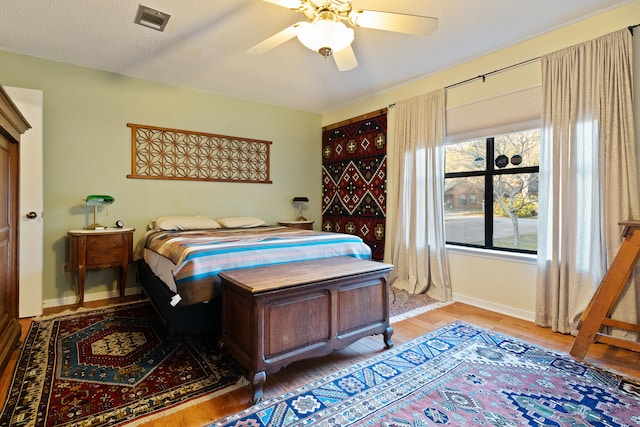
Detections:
0,301,244,427
213,321,640,427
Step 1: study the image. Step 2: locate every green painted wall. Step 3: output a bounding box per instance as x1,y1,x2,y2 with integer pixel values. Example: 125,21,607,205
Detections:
0,51,322,304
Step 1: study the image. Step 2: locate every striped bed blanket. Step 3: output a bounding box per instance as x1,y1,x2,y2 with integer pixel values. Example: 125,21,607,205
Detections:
139,226,372,305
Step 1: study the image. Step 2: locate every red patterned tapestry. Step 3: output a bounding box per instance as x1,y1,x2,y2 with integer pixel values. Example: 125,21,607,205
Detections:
322,113,387,260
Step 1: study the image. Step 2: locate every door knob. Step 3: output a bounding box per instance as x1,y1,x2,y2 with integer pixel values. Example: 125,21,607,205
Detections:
26,211,38,219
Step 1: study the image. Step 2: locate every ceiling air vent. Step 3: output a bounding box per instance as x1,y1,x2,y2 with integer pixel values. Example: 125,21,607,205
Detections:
134,5,170,32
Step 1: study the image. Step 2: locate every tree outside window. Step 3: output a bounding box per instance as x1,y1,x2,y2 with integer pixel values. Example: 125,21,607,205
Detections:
444,129,540,253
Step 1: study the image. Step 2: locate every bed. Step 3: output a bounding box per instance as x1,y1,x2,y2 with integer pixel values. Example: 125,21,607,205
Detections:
135,215,373,335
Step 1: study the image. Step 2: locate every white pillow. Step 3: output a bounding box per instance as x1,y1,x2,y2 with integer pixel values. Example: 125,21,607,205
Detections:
216,216,266,228
150,215,221,230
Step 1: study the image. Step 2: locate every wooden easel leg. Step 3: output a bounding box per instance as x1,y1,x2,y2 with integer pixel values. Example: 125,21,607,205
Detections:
569,226,640,359
570,273,628,359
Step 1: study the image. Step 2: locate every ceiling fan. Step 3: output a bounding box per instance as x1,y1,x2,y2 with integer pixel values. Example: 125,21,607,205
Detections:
247,0,438,71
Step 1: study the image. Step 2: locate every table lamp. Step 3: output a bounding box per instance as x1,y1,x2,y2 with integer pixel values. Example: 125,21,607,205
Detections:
292,196,309,221
85,195,115,229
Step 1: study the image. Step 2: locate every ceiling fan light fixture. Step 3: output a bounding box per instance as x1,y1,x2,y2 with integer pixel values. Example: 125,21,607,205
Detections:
296,19,354,57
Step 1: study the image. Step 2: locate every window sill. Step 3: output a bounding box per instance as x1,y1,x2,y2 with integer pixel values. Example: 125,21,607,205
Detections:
446,244,537,264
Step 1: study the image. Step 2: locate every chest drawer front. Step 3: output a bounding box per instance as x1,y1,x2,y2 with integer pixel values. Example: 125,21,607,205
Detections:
87,248,123,265
87,234,122,249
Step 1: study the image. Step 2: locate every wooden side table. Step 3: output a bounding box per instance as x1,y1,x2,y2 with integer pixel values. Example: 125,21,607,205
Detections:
278,220,314,230
68,228,135,306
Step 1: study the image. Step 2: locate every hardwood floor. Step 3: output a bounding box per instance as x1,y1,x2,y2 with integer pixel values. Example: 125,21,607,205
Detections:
2,298,640,427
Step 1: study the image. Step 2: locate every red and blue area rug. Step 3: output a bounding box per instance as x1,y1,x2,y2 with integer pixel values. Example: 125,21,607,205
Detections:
213,321,640,426
0,301,244,427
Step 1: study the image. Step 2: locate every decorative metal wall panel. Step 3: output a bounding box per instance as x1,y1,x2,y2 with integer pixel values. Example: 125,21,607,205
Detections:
127,123,272,183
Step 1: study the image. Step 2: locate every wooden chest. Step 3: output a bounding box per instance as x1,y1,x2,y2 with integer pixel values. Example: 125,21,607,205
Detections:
219,256,393,403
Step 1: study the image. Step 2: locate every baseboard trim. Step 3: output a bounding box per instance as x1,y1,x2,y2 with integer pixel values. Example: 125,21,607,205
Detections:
452,292,535,322
41,288,533,322
43,286,144,309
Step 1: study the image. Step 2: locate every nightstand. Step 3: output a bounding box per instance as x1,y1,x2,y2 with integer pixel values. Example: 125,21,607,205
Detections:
278,220,314,230
68,228,135,306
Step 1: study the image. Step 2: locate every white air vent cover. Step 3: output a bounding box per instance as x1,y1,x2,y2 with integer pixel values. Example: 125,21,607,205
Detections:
134,5,170,32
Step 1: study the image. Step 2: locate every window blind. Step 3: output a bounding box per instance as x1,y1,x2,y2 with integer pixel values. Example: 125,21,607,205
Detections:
446,85,542,143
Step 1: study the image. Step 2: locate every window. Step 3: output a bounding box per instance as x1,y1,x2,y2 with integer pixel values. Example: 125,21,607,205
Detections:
444,129,540,253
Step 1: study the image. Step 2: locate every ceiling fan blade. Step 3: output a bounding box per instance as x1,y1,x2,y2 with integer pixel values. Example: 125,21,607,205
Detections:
349,10,438,36
260,0,304,9
246,23,302,55
333,45,358,71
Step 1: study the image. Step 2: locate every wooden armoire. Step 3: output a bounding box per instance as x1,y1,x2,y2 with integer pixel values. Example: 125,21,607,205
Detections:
0,86,30,374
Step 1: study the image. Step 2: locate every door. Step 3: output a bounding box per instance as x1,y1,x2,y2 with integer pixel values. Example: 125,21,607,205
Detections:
5,87,43,318
0,86,28,374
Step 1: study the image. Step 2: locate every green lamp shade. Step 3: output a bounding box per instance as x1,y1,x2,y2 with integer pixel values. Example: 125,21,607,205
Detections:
86,195,115,206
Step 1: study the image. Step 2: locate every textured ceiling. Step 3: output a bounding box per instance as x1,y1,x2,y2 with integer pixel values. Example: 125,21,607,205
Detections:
0,0,634,114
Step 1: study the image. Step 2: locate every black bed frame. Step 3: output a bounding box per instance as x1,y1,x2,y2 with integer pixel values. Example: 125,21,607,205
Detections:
136,260,221,336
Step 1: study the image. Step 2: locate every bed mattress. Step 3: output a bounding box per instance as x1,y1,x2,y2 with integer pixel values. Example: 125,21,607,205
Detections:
137,225,372,306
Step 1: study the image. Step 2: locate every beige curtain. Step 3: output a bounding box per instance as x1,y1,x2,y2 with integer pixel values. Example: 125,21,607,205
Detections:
387,89,451,300
536,29,640,334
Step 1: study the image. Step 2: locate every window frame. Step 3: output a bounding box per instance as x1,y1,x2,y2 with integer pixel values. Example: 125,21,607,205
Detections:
444,136,539,254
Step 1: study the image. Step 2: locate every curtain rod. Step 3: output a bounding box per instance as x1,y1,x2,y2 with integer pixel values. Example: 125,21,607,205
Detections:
388,56,538,108
389,23,640,108
444,56,540,91
388,56,540,108
444,23,640,91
